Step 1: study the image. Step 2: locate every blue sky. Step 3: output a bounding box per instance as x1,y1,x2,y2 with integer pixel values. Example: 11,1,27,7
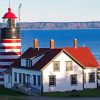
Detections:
0,0,100,22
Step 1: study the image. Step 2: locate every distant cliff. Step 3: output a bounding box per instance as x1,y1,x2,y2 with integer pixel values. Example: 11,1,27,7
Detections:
1,22,100,30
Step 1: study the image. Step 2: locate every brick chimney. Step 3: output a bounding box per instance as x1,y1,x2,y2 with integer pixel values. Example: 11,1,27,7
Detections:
34,39,38,48
50,39,54,49
73,39,77,48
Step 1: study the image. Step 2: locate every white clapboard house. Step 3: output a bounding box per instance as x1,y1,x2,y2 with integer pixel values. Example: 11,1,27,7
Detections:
3,39,100,93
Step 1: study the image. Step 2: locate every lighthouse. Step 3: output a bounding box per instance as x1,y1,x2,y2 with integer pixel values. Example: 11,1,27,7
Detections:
0,8,21,86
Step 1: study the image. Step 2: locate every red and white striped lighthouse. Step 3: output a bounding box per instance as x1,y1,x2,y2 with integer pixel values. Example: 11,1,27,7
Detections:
0,8,21,86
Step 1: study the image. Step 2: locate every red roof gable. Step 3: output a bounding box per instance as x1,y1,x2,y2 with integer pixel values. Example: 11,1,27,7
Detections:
3,8,17,19
11,47,99,70
64,47,99,68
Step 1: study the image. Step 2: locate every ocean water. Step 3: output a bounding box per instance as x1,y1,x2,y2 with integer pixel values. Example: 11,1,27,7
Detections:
20,29,100,62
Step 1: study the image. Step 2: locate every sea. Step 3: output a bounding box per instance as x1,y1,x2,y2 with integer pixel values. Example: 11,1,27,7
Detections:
20,29,100,63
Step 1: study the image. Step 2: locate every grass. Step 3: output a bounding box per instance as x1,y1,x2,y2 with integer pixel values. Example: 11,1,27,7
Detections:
0,88,26,96
79,89,100,97
1,88,100,99
43,89,100,97
0,88,27,100
0,96,28,100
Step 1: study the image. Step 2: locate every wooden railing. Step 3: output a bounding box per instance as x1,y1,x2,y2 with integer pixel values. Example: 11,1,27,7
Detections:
13,83,41,96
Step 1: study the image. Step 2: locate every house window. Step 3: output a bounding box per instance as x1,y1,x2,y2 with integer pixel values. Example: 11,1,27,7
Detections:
89,72,95,83
84,73,86,83
49,75,56,86
21,59,26,66
66,61,73,71
53,61,60,71
71,74,77,85
14,72,17,83
37,76,41,86
23,74,26,84
26,59,32,67
27,74,30,84
33,75,36,86
98,75,100,80
8,75,10,83
19,73,22,83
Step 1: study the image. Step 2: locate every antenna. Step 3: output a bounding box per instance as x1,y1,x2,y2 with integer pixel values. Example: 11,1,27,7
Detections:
18,3,22,23
9,0,11,8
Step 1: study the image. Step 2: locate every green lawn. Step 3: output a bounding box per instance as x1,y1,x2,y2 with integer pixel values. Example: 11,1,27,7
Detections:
0,88,26,96
1,88,100,98
0,96,27,100
43,89,100,97
0,88,27,100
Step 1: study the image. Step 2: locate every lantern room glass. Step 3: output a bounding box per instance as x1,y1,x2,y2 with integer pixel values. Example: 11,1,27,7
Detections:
3,18,16,28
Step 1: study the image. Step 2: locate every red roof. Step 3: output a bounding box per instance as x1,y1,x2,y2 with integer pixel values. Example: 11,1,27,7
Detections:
3,8,17,19
11,47,99,70
64,47,99,68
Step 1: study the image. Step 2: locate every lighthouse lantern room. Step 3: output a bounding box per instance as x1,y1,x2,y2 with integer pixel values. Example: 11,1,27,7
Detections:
0,7,21,86
1,8,20,39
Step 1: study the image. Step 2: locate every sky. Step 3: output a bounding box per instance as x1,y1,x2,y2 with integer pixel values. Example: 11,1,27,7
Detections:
0,0,100,22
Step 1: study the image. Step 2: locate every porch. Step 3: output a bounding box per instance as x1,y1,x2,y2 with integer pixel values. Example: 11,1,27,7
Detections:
13,83,41,96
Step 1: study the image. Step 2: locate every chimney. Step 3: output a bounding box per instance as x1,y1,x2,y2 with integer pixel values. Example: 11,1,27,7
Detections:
50,39,54,49
34,39,38,48
73,39,77,48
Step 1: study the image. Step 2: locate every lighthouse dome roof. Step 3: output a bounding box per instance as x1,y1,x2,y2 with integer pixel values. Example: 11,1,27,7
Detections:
2,8,17,19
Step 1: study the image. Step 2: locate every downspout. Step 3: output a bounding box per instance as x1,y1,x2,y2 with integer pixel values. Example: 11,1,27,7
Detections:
83,69,84,90
97,68,98,89
11,69,12,88
41,71,43,95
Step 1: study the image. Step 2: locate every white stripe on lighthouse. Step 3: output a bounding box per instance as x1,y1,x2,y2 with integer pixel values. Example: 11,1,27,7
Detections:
0,75,4,78
0,81,4,85
0,43,21,46
0,49,21,52
0,38,21,86
0,55,19,59
0,69,7,72
0,62,13,65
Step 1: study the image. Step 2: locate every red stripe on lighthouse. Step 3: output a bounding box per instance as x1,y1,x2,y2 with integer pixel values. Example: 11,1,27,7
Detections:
0,46,21,49
0,78,4,81
0,59,17,62
0,65,10,68
0,39,21,43
0,52,21,55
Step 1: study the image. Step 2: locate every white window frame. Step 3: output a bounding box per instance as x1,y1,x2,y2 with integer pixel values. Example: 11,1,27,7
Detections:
53,61,60,71
66,61,73,71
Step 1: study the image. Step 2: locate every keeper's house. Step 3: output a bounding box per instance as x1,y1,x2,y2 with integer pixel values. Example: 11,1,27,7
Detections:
4,39,100,92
